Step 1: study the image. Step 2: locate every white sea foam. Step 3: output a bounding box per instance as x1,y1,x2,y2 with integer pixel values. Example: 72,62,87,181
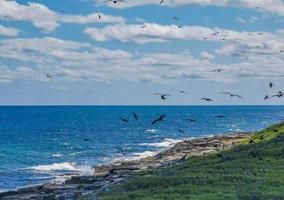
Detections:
144,129,158,133
27,162,78,172
140,138,183,147
52,153,63,158
26,162,94,176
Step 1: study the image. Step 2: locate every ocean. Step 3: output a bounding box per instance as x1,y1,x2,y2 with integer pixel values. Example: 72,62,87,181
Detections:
0,105,284,192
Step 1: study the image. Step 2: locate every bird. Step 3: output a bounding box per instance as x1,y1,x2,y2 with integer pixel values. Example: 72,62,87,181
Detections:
154,93,171,100
102,0,128,4
271,91,283,98
178,128,185,134
201,98,214,102
46,74,52,78
173,17,179,20
118,117,129,123
186,118,198,123
98,14,101,19
212,69,224,72
177,90,187,94
215,115,225,118
221,92,244,99
280,50,284,54
264,95,269,100
269,82,275,88
160,0,164,4
212,32,220,36
132,112,138,121
151,114,166,125
83,138,92,142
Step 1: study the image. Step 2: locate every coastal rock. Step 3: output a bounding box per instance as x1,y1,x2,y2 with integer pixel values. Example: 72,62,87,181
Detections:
0,132,252,200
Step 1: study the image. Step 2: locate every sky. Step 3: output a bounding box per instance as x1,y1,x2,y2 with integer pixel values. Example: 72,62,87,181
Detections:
0,0,284,105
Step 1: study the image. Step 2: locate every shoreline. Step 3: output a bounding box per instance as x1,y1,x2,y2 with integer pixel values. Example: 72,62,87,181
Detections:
0,131,253,200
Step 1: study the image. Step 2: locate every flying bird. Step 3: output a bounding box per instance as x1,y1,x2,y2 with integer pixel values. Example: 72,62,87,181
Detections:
173,17,179,20
132,112,138,121
178,128,185,134
46,74,52,79
201,98,214,102
154,93,171,100
102,0,129,4
212,69,224,72
118,117,129,123
186,118,198,123
151,114,166,125
177,90,187,94
264,95,269,100
271,91,283,98
221,92,244,99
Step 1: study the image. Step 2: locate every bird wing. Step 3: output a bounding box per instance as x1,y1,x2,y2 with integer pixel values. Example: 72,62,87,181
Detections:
233,94,244,99
221,92,231,95
151,119,159,125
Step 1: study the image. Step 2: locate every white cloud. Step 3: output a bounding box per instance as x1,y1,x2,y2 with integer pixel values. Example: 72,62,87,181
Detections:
84,23,267,44
96,0,284,16
0,24,20,36
235,16,259,24
0,0,125,32
200,51,215,60
0,36,283,84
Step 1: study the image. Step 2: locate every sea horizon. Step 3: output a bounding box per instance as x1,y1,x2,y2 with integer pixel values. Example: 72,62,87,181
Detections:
0,105,284,192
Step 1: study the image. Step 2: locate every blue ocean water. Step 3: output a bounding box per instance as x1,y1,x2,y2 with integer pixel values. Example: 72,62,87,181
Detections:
0,106,284,192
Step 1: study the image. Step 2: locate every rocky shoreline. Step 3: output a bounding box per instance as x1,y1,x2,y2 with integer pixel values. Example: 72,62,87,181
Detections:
0,132,252,200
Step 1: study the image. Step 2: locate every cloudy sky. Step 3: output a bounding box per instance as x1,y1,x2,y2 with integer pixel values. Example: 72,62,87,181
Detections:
0,0,284,105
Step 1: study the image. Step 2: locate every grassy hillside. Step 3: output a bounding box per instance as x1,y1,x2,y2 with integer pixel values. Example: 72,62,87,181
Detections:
100,123,284,200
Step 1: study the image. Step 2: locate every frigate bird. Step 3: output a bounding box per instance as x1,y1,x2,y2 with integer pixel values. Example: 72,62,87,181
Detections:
221,92,244,99
151,114,166,125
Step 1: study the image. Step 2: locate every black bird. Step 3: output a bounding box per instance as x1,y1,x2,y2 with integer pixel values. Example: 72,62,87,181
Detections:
103,0,128,4
132,112,138,121
271,91,283,98
98,14,101,19
212,32,220,36
201,98,214,102
177,90,187,94
178,128,185,134
269,82,275,88
264,95,269,100
83,138,92,142
118,117,129,123
46,74,52,78
186,118,198,123
154,93,171,100
212,69,224,72
151,114,166,125
221,92,244,99
216,115,225,118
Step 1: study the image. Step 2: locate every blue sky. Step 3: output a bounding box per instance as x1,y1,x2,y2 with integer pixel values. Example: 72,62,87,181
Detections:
0,0,284,105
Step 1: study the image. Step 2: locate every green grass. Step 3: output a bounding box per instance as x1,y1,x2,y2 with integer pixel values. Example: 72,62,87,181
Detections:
99,123,284,200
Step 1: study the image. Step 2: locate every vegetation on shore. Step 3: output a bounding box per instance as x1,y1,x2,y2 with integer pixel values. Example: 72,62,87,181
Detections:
100,123,284,200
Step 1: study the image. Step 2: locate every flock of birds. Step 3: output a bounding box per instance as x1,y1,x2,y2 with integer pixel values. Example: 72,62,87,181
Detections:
152,80,283,102
41,0,284,158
